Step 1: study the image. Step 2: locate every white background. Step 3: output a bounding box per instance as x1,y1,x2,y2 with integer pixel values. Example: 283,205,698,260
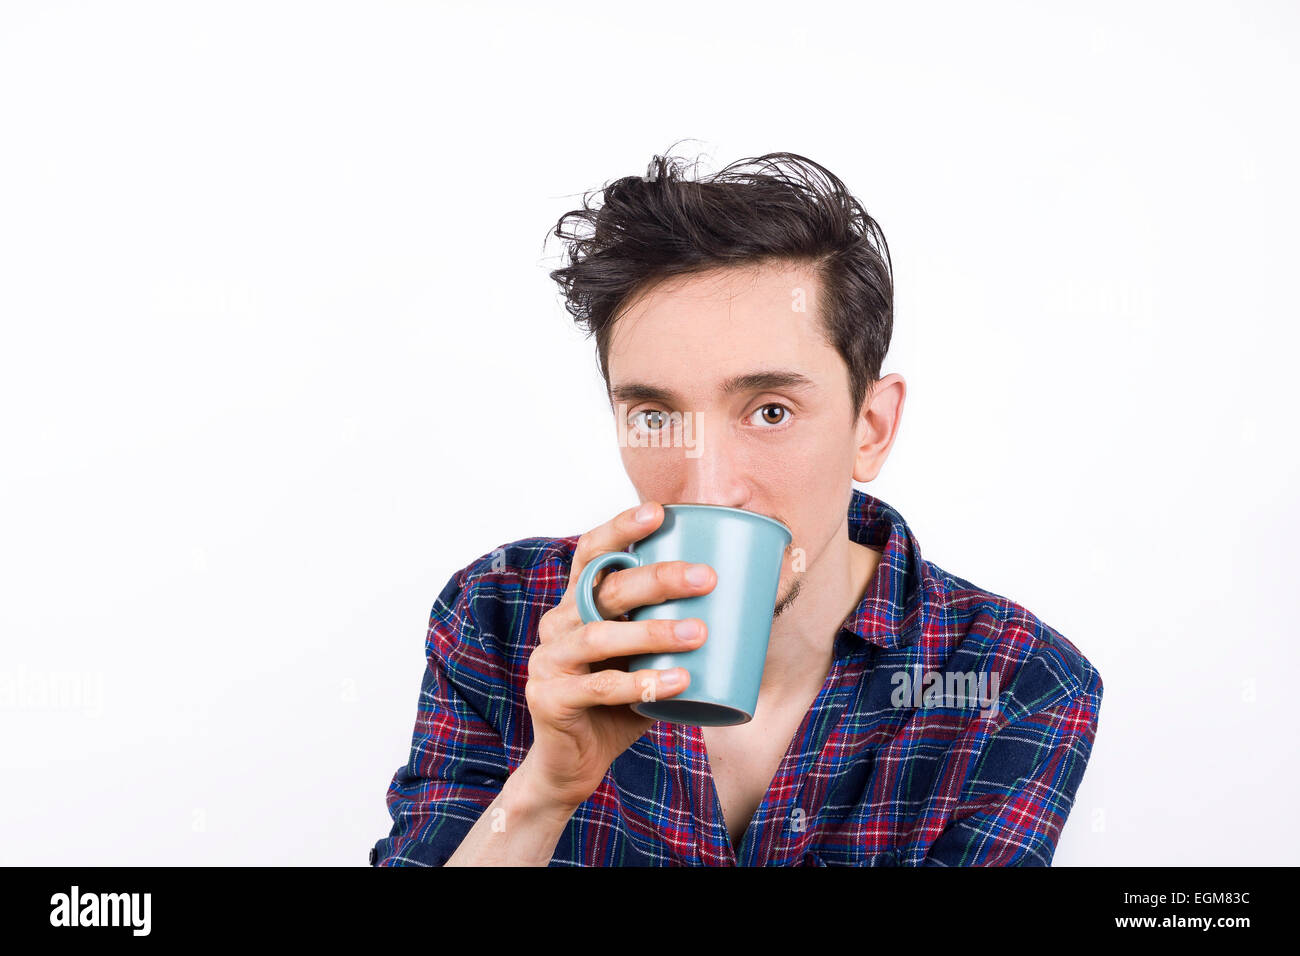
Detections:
1,0,1296,866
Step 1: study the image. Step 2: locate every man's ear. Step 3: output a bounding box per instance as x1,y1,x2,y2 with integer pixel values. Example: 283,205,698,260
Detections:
853,373,906,483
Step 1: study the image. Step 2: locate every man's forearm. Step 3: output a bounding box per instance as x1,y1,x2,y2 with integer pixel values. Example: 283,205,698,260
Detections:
444,753,580,866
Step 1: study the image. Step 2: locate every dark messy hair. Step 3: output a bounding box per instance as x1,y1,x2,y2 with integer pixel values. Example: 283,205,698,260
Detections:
545,145,894,419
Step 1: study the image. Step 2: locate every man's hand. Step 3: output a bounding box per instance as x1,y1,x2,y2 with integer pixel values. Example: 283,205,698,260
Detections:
444,501,715,865
522,500,715,810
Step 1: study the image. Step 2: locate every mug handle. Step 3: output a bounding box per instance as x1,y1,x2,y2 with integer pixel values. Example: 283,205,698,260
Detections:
574,551,641,624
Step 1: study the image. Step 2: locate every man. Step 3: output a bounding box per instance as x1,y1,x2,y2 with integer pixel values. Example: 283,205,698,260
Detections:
370,150,1103,866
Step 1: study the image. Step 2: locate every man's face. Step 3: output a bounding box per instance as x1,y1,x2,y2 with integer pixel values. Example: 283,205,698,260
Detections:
605,260,874,615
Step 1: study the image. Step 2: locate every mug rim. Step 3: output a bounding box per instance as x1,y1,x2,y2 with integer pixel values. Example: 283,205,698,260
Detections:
661,503,792,541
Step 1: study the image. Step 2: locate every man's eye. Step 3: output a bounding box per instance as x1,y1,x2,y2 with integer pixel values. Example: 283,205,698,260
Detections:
749,403,791,427
632,409,670,430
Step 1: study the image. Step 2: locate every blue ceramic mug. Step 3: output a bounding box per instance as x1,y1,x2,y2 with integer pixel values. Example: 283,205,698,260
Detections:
574,504,793,727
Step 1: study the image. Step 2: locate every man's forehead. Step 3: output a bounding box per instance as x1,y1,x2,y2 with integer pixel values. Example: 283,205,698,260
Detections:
605,262,835,398
623,261,819,313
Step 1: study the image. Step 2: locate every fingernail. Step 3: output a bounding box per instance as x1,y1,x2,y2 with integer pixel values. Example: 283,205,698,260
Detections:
635,503,655,523
686,564,710,586
674,620,699,639
660,669,685,685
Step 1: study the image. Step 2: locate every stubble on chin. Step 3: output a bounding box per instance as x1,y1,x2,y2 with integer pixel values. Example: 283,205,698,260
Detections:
774,577,802,618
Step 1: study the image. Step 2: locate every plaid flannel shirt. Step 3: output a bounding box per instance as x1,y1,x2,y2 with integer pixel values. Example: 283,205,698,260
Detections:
372,489,1103,866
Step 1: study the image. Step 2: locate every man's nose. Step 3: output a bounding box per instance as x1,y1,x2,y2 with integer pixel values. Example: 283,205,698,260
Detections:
678,428,748,508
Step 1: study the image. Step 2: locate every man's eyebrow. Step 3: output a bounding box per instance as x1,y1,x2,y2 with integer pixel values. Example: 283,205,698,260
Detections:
609,370,817,406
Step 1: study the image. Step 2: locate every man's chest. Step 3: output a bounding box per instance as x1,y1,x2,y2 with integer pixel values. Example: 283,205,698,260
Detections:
702,709,810,850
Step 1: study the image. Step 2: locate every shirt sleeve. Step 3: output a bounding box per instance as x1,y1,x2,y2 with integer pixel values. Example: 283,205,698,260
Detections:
921,663,1103,867
371,565,514,866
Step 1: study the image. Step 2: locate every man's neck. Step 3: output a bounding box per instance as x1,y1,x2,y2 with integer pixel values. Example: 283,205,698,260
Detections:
759,519,881,705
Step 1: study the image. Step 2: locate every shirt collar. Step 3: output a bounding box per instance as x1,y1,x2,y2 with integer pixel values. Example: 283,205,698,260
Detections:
838,488,931,652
